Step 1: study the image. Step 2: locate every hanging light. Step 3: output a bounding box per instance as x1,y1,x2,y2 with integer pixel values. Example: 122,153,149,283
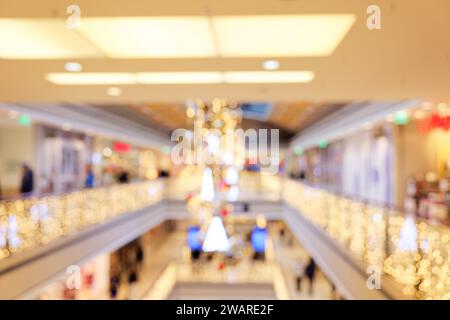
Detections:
200,167,215,202
202,216,231,252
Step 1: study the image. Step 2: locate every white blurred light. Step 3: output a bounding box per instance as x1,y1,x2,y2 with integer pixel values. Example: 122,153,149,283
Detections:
223,71,314,83
64,62,83,72
107,87,122,96
227,185,240,202
202,216,231,252
225,167,240,185
200,167,215,202
92,152,102,165
206,133,221,155
397,216,418,252
102,147,112,157
262,60,280,70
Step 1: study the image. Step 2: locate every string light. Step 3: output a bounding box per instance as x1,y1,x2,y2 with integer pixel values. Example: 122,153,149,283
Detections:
283,179,450,300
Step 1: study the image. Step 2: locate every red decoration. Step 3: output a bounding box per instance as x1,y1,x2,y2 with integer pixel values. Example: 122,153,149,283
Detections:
220,207,229,218
113,141,131,153
417,113,450,134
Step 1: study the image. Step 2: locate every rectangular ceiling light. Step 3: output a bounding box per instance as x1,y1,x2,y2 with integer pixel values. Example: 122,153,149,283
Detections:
46,71,314,85
136,72,223,84
46,73,136,85
223,71,314,83
0,19,103,59
78,17,216,58
213,15,356,57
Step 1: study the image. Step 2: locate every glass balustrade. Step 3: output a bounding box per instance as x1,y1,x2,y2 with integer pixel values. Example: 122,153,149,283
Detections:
283,179,450,300
0,180,165,260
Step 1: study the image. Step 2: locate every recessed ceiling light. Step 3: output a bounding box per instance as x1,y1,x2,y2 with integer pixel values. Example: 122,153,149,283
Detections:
78,17,216,58
262,60,280,70
107,87,122,96
46,73,136,85
223,71,314,83
213,15,356,57
0,19,102,59
64,62,83,72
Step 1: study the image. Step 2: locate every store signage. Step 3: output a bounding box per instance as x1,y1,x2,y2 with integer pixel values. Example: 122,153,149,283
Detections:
418,113,450,133
113,141,131,153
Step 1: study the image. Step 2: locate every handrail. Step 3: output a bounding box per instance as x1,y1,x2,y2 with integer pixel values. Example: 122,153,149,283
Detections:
283,179,450,300
0,180,165,260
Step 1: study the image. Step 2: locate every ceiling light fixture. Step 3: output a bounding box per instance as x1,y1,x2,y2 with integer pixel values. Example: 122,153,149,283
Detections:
64,62,83,72
0,19,102,59
136,72,223,84
46,71,314,85
223,71,314,83
213,14,356,57
78,17,216,58
262,60,280,70
46,73,136,85
107,87,122,96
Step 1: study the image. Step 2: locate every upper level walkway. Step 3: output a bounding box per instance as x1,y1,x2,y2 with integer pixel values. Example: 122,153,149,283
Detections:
0,173,448,300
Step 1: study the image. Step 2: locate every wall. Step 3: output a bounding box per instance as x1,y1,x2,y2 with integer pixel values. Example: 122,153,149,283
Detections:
0,126,36,196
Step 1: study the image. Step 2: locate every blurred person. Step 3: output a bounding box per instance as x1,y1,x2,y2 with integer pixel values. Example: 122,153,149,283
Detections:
20,163,34,196
135,243,144,270
84,164,95,189
101,167,114,187
158,169,170,178
127,266,138,300
117,170,129,184
109,273,120,300
305,258,317,295
293,257,305,292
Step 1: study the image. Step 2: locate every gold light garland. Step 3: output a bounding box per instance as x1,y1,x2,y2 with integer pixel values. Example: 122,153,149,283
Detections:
0,180,164,260
283,179,450,300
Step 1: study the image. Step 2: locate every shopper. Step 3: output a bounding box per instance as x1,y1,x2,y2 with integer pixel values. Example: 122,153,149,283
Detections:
305,258,317,295
109,273,120,300
127,267,138,300
20,163,34,196
135,243,144,270
84,165,95,189
293,257,305,292
118,170,129,184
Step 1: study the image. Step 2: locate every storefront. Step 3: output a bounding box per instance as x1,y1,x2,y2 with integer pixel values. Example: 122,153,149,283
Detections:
36,124,93,194
394,106,450,222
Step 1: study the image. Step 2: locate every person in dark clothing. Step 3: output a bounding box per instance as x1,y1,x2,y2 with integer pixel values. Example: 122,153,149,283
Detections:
136,244,144,269
20,163,34,196
305,258,317,295
109,274,120,299
117,170,129,184
305,258,317,294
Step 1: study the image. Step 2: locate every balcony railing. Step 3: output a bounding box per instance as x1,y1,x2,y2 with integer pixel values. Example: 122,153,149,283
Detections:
0,180,164,260
283,179,450,300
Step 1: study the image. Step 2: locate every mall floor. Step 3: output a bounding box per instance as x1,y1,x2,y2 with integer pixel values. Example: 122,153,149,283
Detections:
111,227,336,300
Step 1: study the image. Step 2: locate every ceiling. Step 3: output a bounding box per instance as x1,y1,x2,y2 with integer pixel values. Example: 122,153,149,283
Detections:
89,102,345,137
0,0,449,103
